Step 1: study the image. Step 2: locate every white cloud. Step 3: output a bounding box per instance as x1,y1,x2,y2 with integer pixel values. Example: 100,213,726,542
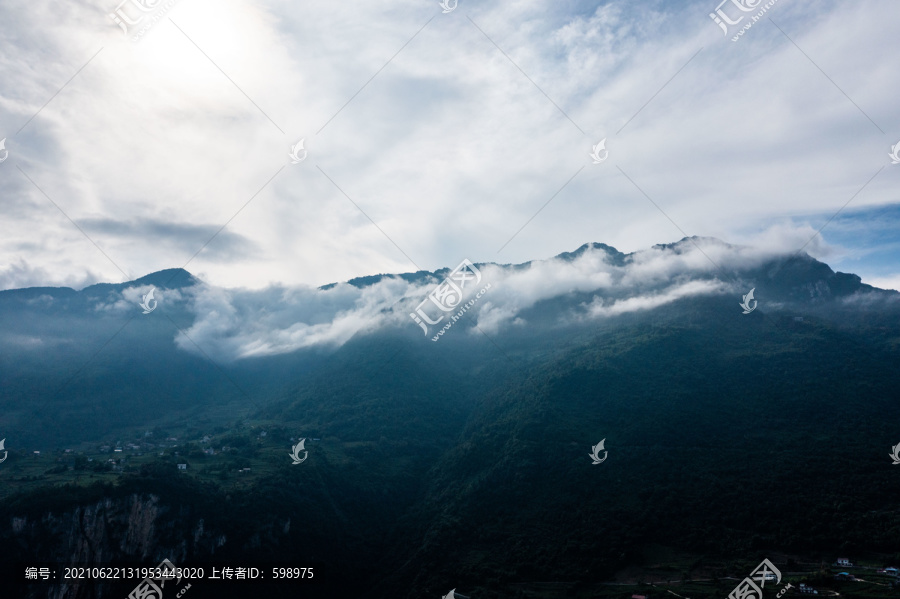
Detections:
862,275,900,292
173,239,776,361
584,279,726,318
0,0,897,293
0,258,101,291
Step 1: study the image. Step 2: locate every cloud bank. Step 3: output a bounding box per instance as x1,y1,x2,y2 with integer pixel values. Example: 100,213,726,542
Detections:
89,239,790,362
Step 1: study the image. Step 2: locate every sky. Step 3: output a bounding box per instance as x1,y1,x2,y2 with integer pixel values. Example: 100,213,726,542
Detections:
1,0,899,294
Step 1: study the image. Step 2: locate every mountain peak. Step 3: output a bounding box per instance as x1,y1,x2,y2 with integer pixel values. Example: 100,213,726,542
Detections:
131,268,198,289
81,268,199,295
650,236,734,254
552,242,627,266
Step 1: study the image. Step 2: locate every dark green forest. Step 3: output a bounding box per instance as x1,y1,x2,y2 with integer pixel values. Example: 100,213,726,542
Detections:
1,252,900,598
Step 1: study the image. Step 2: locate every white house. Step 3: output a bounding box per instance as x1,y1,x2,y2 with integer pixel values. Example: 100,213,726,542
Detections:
836,558,852,567
177,463,187,470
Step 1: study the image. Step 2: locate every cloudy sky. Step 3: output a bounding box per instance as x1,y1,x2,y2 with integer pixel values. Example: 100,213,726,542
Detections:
1,0,898,294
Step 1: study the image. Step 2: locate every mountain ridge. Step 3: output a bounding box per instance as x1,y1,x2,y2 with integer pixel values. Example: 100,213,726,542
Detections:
1,238,895,299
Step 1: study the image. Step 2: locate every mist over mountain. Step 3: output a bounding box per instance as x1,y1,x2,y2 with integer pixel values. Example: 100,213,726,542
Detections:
1,239,899,599
1,237,897,448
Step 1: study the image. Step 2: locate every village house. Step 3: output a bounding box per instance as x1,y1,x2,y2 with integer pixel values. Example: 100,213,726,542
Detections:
835,558,852,567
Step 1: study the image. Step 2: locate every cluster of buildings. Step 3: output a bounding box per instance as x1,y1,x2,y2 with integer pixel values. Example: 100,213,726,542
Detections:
98,441,162,456
22,430,297,477
832,558,899,582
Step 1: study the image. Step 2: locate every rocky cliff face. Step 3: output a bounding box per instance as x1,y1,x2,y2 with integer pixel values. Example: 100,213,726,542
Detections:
6,494,228,599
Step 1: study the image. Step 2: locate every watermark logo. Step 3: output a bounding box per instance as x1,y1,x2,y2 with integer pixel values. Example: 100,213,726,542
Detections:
590,139,608,164
0,138,8,163
438,0,458,14
409,260,491,341
889,142,900,165
729,559,792,599
126,558,185,599
589,439,607,464
108,0,181,41
140,287,157,314
710,0,781,41
709,0,756,35
740,288,757,314
289,438,308,464
109,0,148,35
751,559,780,587
890,443,900,465
0,439,7,464
289,139,307,164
